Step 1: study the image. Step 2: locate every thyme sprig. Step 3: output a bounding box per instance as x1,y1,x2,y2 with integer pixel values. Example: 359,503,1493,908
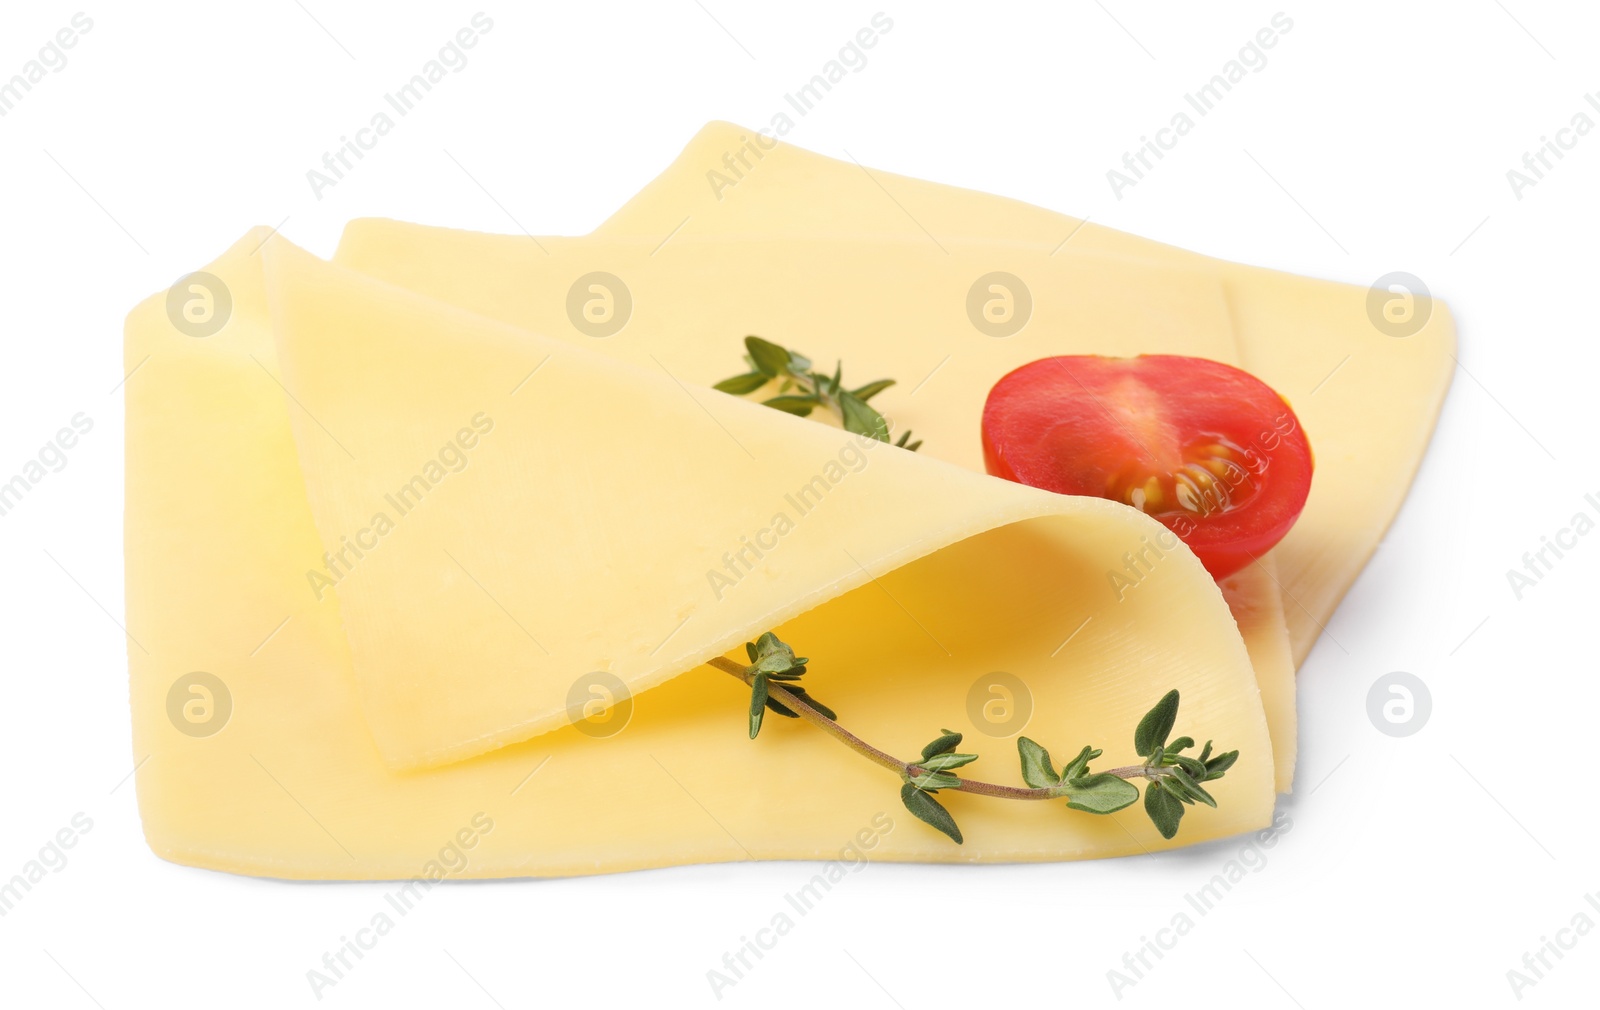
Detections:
742,632,835,739
710,633,1239,844
714,336,923,450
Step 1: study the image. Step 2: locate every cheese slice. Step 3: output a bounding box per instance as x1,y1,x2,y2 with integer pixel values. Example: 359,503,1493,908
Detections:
125,231,1275,878
330,225,1298,791
587,122,1457,665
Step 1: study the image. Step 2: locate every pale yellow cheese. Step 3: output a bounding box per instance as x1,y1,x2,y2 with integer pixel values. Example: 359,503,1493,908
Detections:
587,122,1457,666
331,225,1297,791
125,231,1276,878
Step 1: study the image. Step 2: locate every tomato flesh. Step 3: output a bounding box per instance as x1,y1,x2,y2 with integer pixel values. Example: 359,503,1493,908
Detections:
981,355,1313,579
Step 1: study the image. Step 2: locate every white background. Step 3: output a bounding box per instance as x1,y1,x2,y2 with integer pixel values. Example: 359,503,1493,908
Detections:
1,1,1596,1007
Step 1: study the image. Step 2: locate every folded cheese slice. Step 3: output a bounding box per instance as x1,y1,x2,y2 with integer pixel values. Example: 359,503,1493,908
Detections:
331,225,1298,791
586,122,1458,665
125,231,1275,878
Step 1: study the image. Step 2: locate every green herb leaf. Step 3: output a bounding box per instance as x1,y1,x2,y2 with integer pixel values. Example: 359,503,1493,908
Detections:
762,395,818,417
894,430,923,452
921,730,963,761
748,672,769,739
714,371,770,395
1159,774,1192,804
1169,767,1217,808
900,782,963,844
919,752,979,773
1017,737,1061,788
745,336,793,378
1145,781,1185,839
909,770,962,791
764,685,836,721
1061,745,1101,781
851,378,896,402
1135,690,1180,758
1064,773,1140,814
1166,736,1195,754
1172,755,1209,780
806,700,836,721
788,687,835,721
749,633,808,677
1203,749,1239,781
754,654,801,676
838,391,890,441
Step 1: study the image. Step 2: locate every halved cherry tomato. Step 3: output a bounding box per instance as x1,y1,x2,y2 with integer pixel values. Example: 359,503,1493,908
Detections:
981,355,1313,580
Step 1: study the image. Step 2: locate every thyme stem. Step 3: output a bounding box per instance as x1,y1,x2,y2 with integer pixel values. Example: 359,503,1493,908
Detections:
708,656,1166,798
709,656,903,773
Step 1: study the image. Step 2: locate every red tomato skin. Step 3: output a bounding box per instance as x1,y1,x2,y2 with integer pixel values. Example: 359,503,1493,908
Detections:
981,355,1313,580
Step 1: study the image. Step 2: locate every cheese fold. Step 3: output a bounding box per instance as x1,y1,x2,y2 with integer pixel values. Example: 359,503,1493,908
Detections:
124,231,1275,878
330,227,1300,790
